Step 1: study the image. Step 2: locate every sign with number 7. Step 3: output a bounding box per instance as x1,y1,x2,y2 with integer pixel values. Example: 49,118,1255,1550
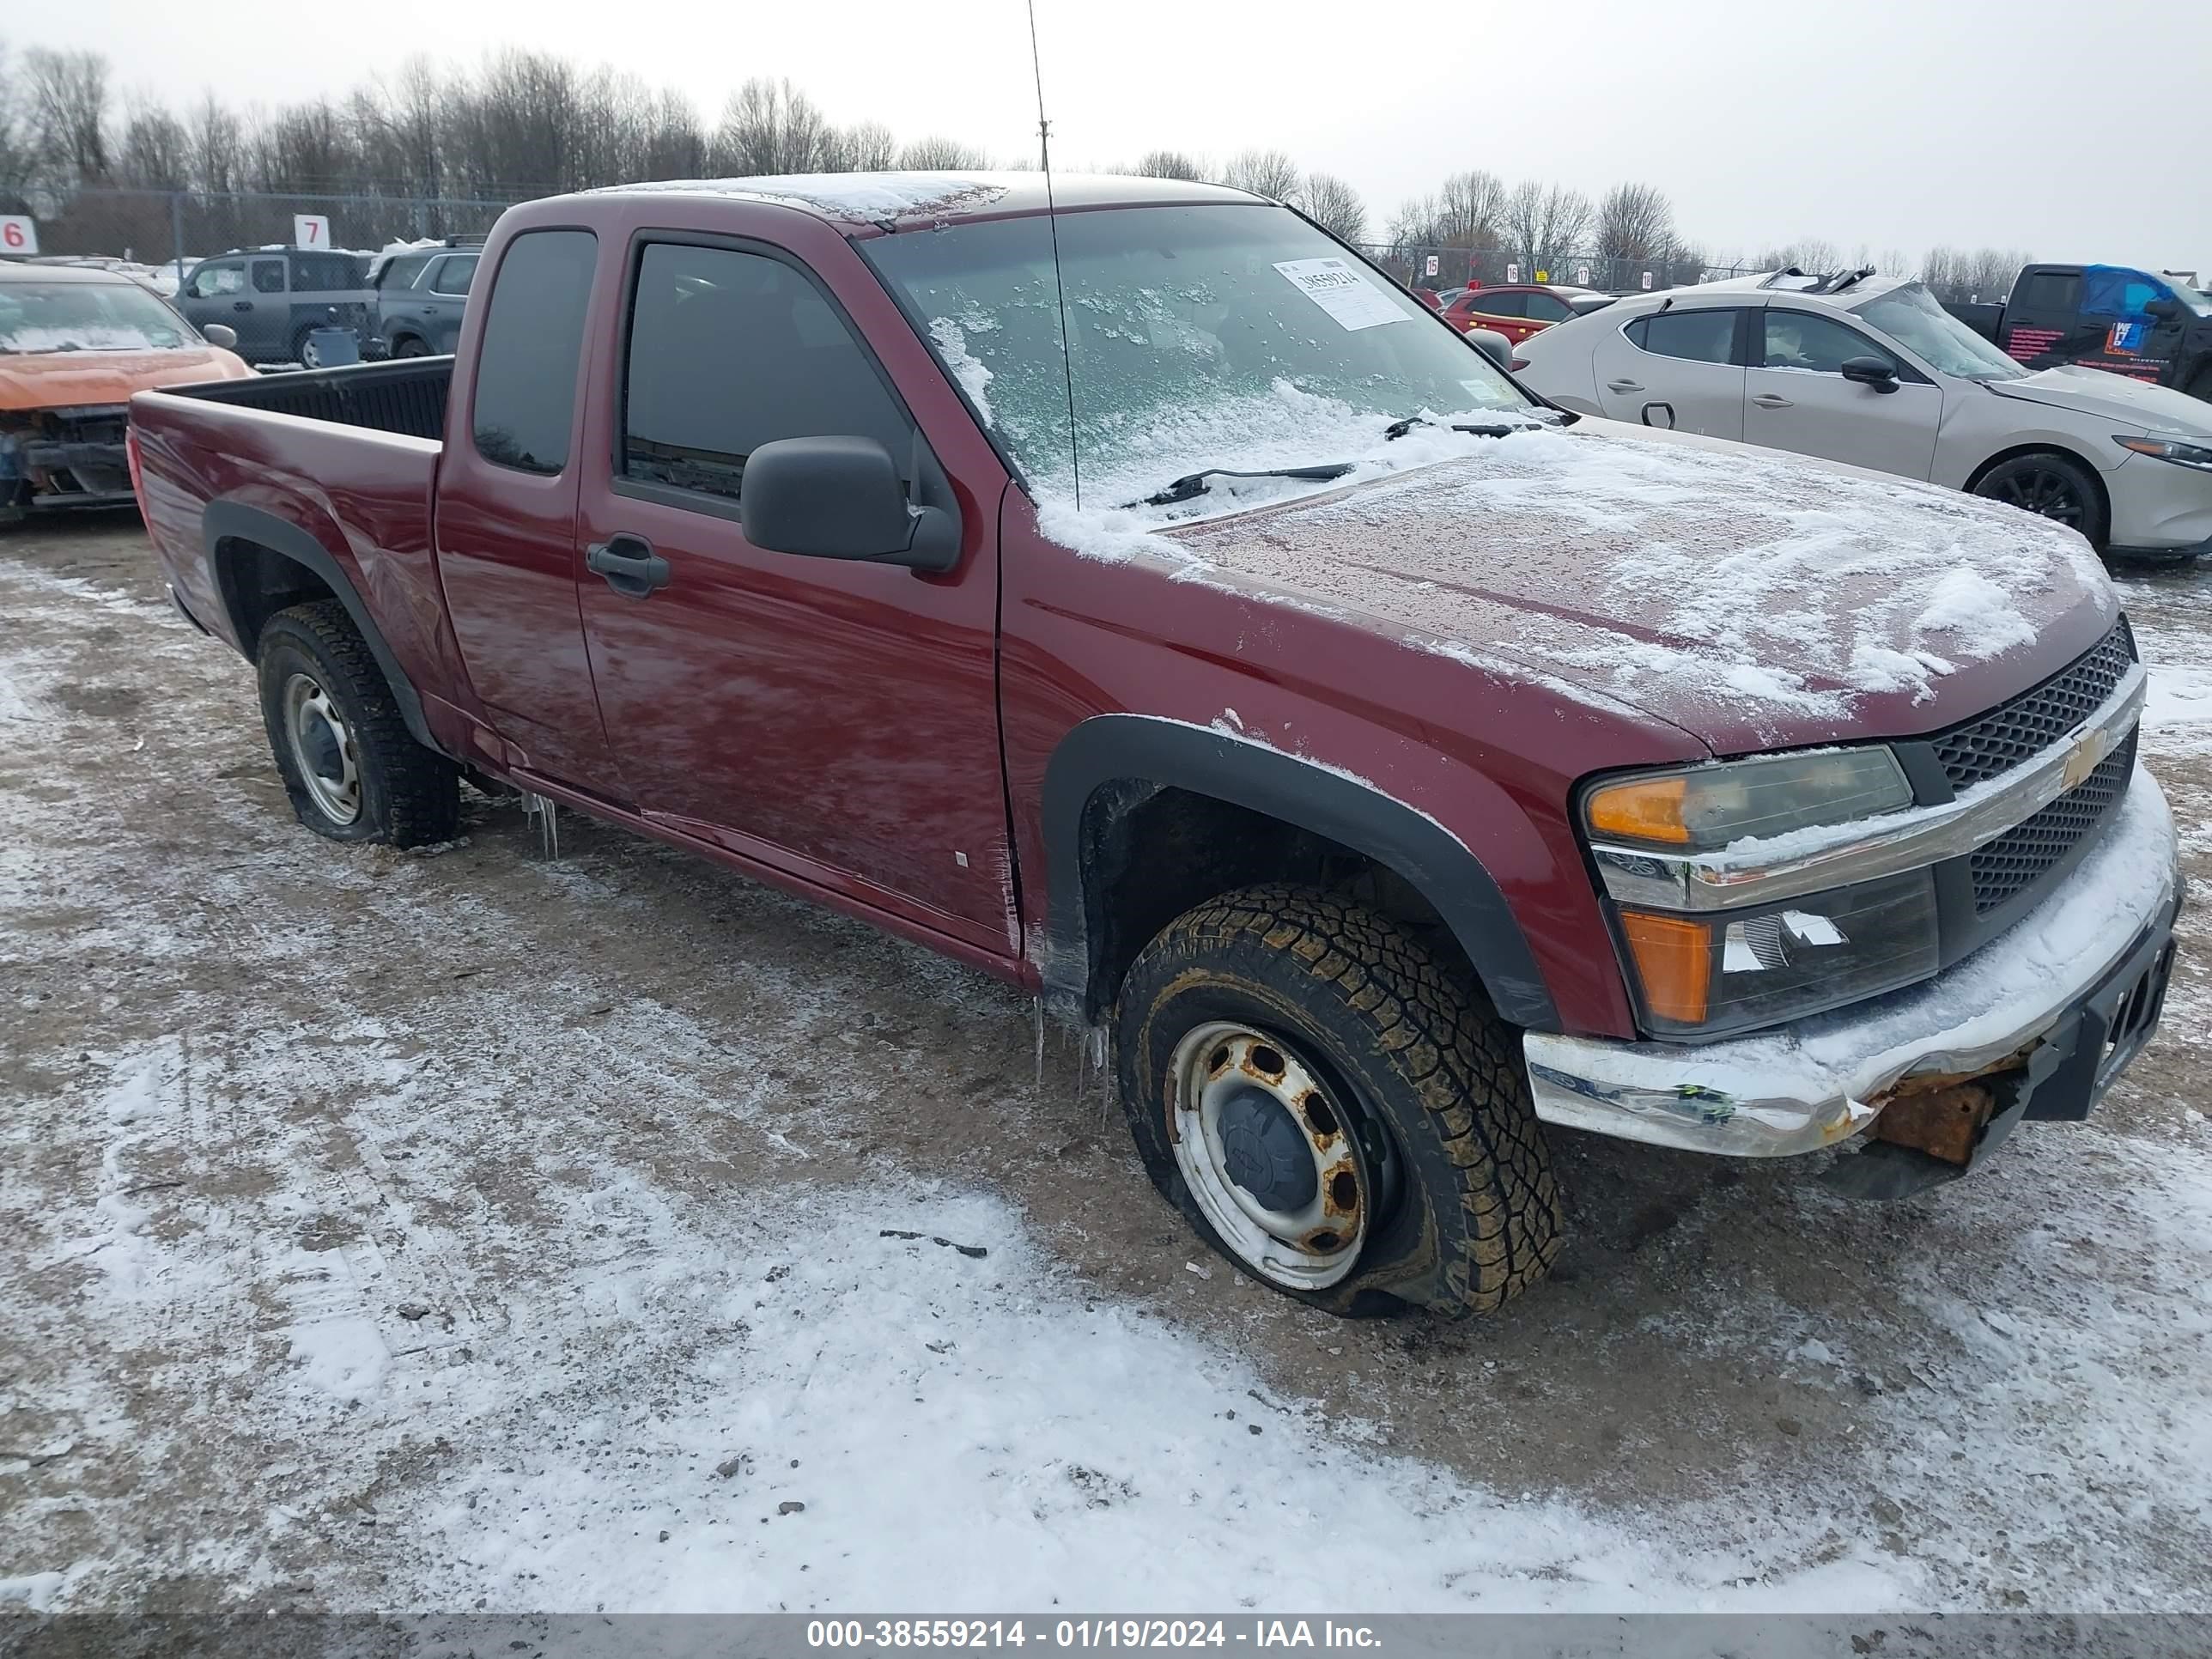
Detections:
1,215,37,254
293,214,329,247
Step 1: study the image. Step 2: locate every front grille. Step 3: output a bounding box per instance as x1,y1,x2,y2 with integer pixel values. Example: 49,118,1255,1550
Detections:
53,410,129,447
1934,621,2136,791
1968,727,2136,912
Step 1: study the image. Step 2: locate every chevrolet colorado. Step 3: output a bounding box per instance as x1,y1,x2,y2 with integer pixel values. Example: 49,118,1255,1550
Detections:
128,174,2179,1317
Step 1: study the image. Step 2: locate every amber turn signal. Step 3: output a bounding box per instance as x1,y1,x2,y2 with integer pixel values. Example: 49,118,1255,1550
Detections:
1618,911,1713,1025
1586,776,1691,844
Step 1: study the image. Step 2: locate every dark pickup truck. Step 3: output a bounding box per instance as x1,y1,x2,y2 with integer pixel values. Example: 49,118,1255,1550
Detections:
129,173,2179,1317
1948,263,2212,401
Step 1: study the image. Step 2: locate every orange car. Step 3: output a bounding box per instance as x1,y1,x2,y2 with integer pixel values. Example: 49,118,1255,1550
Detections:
3,262,252,523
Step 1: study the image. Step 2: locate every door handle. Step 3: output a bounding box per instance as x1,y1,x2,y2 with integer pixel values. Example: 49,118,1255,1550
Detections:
1606,378,1644,392
586,535,672,599
233,301,252,312
1752,393,1795,409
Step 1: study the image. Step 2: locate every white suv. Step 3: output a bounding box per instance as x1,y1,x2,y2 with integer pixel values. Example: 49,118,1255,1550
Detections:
1512,270,2212,560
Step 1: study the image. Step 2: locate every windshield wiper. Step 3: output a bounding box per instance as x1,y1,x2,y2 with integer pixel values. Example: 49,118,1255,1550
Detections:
1134,463,1353,507
1382,415,1534,441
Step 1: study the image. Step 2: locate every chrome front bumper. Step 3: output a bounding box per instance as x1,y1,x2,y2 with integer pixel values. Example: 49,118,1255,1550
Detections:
1524,769,2179,1157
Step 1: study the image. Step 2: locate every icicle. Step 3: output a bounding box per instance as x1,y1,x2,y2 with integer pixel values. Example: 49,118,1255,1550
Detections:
1033,995,1046,1095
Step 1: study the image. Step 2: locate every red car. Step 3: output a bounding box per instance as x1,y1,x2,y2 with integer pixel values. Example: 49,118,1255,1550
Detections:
128,174,2176,1319
1443,282,1613,341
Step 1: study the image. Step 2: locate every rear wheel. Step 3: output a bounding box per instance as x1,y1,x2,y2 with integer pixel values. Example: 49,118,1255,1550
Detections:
2187,366,2212,405
1972,451,2108,548
255,600,459,847
291,325,323,369
1115,884,1563,1317
392,336,431,359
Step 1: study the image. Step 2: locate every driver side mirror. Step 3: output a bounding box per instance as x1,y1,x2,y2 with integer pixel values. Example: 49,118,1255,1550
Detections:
738,435,960,573
1840,355,1900,392
1464,327,1513,370
2145,298,2181,322
202,323,238,349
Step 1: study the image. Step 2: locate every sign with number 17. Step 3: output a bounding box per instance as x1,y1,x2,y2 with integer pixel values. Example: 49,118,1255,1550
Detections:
1,215,37,254
294,214,330,247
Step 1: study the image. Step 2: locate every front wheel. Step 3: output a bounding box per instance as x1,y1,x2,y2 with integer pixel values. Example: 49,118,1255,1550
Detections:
1972,451,2108,549
256,600,459,847
1115,884,1563,1317
392,336,431,359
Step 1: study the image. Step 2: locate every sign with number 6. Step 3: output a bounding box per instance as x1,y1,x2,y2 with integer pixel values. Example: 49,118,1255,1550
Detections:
294,214,329,247
1,215,37,254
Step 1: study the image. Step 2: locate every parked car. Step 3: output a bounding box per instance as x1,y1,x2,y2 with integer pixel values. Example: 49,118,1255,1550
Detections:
369,240,481,357
1,262,251,523
1513,270,2212,561
129,174,2176,1317
174,247,373,368
1943,264,2212,403
1443,283,1613,342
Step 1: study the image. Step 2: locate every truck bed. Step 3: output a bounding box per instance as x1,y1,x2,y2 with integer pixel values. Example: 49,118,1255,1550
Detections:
176,358,453,441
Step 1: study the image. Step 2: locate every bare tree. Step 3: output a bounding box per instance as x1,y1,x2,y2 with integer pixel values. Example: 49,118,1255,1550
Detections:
1778,236,1840,272
644,88,708,179
1501,179,1593,276
1219,148,1299,202
26,47,111,183
826,120,896,172
896,134,991,169
1299,171,1366,243
185,93,245,196
1963,246,2032,299
1434,169,1504,247
0,45,34,189
115,96,190,189
1134,149,1207,180
1594,181,1674,261
714,76,830,176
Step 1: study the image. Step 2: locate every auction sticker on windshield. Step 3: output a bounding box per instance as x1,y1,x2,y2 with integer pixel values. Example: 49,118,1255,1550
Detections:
1272,258,1407,331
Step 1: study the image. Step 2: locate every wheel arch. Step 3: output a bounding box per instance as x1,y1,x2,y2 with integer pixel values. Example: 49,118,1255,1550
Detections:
1966,441,2113,522
1040,714,1559,1033
203,499,441,754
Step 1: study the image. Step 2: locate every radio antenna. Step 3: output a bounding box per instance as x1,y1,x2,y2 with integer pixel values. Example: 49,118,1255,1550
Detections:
1026,0,1082,506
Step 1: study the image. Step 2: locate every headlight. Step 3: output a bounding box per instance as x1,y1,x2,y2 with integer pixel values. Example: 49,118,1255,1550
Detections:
1584,749,1929,1036
1615,870,1940,1037
2114,434,2212,471
1583,748,1912,853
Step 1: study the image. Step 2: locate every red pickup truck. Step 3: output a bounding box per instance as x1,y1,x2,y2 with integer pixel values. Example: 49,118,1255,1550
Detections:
130,173,2179,1318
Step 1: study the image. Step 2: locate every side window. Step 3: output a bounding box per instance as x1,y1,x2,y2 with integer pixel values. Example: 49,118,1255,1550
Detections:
292,252,362,292
430,255,478,296
620,241,910,507
1522,291,1572,322
1471,291,1528,319
1761,310,1897,374
2017,270,2081,314
1631,307,1739,364
251,260,285,295
471,229,598,476
189,261,244,298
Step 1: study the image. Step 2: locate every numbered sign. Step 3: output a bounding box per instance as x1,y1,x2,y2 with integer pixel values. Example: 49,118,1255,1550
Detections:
1641,270,1654,289
1576,265,1590,285
0,214,38,254
1423,255,1439,277
1505,263,1520,283
293,214,330,247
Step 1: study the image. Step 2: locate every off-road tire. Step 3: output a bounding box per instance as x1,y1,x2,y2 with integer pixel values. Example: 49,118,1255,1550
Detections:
255,600,459,847
1116,883,1563,1317
1972,450,2109,550
2186,366,2212,406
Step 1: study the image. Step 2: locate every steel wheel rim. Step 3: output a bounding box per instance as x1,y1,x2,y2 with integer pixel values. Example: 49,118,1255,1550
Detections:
298,337,321,369
1996,466,2082,526
1166,1020,1377,1291
282,671,360,824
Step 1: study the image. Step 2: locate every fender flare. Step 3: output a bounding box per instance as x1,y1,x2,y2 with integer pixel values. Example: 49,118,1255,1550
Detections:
1041,714,1559,1031
202,498,441,753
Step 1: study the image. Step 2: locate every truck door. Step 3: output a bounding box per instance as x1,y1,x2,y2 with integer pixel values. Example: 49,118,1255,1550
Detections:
1745,308,1941,479
2080,267,2182,384
434,228,626,793
1997,266,2081,368
570,234,1016,954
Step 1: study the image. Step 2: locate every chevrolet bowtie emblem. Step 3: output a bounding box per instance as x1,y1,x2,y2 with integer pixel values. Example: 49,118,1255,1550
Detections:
2060,726,2111,792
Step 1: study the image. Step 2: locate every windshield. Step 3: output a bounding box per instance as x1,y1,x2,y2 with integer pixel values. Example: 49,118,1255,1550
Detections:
1850,282,2027,381
2172,284,2212,318
0,279,198,355
862,204,1534,507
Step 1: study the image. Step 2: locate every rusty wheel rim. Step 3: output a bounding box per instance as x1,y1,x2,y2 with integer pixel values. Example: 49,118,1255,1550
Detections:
282,671,360,826
1168,1021,1372,1291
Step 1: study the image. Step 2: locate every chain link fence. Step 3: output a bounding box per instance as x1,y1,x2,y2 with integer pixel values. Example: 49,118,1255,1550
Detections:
0,185,534,289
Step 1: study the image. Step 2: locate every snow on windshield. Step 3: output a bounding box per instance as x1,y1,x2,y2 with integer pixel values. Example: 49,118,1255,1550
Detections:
0,282,194,354
1852,283,2027,381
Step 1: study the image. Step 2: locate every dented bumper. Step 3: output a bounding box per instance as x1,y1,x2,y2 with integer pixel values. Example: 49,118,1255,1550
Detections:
1523,769,2179,1170
1,405,135,514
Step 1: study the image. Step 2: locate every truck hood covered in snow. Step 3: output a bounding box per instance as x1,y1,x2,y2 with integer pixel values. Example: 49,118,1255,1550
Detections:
1984,363,2212,434
1159,422,2118,756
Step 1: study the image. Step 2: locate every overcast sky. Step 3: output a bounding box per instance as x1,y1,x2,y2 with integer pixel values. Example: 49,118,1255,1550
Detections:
52,0,2212,275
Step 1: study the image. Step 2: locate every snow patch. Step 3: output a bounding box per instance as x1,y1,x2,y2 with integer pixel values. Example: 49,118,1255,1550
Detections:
592,172,1007,222
927,314,996,425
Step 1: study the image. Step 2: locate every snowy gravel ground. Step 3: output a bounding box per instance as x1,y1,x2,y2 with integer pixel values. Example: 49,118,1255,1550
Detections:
2,520,2209,1620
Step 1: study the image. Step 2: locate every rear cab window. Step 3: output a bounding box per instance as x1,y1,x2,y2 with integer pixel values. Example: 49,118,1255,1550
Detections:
617,240,910,511
471,228,598,475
